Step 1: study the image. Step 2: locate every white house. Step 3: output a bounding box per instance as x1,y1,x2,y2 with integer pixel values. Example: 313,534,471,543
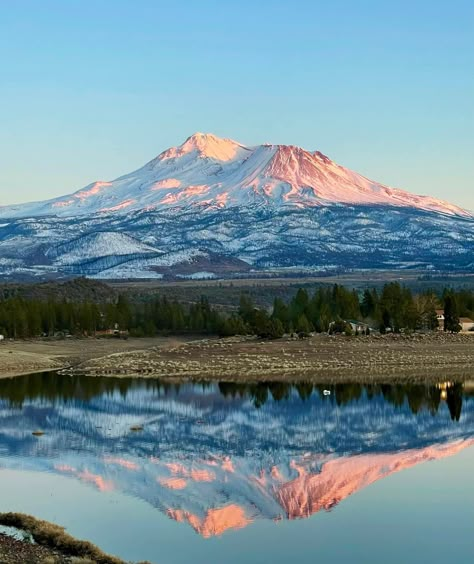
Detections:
347,320,371,334
435,309,445,330
460,317,474,332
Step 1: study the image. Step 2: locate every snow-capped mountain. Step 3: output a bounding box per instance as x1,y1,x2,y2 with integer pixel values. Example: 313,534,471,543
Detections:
0,133,473,278
1,133,470,219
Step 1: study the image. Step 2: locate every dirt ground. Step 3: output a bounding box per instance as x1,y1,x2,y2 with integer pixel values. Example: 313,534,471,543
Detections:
1,333,473,384
0,532,70,563
75,332,474,384
0,336,193,378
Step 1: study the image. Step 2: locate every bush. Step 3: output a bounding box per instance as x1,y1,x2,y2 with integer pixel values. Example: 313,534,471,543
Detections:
218,316,248,337
255,314,284,339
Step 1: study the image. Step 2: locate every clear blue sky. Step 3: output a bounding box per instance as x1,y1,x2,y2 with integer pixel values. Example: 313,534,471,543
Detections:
1,0,473,209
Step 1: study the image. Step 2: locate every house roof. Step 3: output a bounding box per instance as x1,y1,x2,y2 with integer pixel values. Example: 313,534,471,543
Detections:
460,317,474,323
347,320,369,326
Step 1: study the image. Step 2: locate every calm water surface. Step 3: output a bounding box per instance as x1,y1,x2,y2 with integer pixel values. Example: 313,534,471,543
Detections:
0,373,473,563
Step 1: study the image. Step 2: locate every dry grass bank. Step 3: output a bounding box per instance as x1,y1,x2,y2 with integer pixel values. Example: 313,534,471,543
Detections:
76,332,474,384
0,513,127,564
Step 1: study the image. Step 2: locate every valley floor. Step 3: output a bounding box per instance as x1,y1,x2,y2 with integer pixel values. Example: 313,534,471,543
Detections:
1,333,473,383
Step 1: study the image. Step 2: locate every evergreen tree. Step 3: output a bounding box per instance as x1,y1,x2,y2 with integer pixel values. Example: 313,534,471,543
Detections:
444,294,460,333
238,294,256,326
295,314,311,335
361,288,378,318
272,298,290,330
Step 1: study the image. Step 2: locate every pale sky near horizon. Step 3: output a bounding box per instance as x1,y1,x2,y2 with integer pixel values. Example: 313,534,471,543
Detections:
0,0,473,210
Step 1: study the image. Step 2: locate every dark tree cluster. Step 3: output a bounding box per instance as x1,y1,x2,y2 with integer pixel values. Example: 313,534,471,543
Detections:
0,298,103,339
0,282,472,340
268,283,442,334
0,294,229,339
268,286,360,336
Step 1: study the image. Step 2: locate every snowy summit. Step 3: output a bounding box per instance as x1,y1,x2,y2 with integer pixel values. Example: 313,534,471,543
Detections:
0,133,470,219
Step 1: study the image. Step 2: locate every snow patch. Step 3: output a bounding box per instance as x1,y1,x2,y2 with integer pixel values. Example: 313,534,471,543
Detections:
159,133,246,162
99,199,135,212
74,181,112,201
151,178,182,190
177,271,216,280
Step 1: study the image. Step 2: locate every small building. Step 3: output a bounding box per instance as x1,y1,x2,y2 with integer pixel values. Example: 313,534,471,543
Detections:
435,309,445,330
96,327,129,339
346,320,371,334
0,334,4,342
460,317,474,332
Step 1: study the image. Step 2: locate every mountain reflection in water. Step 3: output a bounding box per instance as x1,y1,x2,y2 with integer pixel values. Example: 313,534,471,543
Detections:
0,373,472,538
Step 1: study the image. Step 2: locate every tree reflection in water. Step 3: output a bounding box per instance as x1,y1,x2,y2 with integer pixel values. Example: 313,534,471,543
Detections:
0,372,468,422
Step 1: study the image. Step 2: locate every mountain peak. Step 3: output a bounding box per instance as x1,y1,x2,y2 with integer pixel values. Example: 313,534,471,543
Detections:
159,132,245,162
185,132,223,143
0,133,471,221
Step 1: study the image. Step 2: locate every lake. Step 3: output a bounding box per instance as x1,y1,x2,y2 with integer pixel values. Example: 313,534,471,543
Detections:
0,373,473,563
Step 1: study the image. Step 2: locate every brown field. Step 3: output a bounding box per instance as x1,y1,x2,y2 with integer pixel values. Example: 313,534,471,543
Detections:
76,332,474,384
109,272,474,310
109,271,474,289
0,336,194,379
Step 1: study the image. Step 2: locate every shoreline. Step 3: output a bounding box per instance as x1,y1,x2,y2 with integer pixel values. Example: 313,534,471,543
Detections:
0,512,124,564
0,336,195,380
75,332,474,384
2,333,472,384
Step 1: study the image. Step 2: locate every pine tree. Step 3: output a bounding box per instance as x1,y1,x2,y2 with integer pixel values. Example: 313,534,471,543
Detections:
295,314,311,335
444,294,460,333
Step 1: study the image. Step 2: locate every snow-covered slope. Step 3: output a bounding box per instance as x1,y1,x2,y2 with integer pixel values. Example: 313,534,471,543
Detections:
46,232,161,265
0,133,470,219
0,133,473,278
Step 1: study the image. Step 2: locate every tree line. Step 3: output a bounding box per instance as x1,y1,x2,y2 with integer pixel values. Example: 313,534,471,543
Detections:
0,282,472,339
267,283,473,335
